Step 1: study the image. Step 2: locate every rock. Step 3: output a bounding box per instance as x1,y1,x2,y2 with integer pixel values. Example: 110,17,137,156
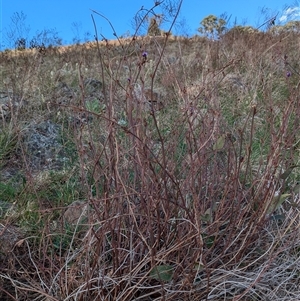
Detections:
22,120,69,171
53,82,75,104
84,78,103,93
0,224,24,256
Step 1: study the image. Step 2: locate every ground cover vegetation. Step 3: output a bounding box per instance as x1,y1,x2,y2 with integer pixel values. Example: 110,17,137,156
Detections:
1,1,300,300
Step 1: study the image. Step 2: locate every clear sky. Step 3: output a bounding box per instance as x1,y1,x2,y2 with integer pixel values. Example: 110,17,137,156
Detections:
0,0,299,50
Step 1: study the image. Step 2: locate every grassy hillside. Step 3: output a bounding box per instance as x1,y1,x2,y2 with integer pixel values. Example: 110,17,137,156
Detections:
0,30,300,300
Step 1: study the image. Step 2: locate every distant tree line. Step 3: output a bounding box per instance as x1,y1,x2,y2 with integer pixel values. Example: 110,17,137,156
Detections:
196,14,300,39
2,9,300,51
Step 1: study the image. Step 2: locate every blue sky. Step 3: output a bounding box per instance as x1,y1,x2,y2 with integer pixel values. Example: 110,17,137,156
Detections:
0,0,299,49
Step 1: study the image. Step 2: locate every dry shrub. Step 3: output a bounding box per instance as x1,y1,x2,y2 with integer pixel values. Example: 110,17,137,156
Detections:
1,5,300,301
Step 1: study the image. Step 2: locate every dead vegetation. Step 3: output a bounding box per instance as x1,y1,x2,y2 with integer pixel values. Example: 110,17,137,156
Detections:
0,12,300,301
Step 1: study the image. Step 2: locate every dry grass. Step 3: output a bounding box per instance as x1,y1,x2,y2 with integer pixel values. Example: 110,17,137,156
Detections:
1,13,300,301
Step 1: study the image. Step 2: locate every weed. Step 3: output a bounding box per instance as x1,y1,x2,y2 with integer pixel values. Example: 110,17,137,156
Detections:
1,2,300,301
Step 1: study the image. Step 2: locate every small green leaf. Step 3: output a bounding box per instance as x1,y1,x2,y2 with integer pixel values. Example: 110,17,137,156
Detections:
279,165,298,180
193,263,203,271
201,208,212,222
85,99,105,113
201,213,211,222
213,135,225,151
149,265,173,282
201,234,216,248
267,193,290,214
